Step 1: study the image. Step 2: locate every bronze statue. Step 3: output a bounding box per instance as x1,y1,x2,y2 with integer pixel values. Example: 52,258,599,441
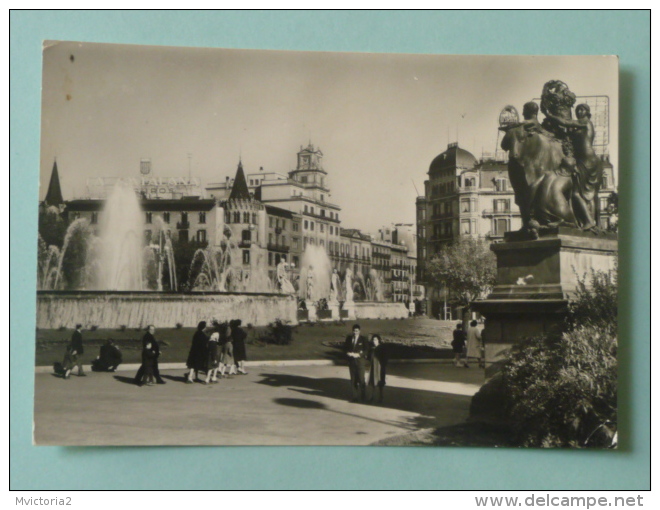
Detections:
500,80,603,235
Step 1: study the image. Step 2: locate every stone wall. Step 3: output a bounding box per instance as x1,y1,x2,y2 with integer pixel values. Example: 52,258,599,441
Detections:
353,302,409,320
36,291,297,329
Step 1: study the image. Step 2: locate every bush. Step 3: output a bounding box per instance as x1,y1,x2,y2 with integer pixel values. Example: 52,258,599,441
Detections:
175,322,183,329
262,319,294,346
499,268,618,448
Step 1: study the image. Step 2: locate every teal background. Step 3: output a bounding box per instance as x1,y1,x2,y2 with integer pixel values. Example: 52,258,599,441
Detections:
10,11,650,490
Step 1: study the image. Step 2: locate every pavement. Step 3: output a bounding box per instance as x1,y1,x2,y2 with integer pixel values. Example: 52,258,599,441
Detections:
33,362,485,446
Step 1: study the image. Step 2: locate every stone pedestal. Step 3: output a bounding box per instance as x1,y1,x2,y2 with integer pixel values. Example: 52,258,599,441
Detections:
305,300,317,322
342,301,356,320
328,300,340,320
473,227,617,378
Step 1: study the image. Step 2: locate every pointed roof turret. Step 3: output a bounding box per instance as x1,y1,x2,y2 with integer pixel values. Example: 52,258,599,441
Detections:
228,160,251,201
44,159,64,206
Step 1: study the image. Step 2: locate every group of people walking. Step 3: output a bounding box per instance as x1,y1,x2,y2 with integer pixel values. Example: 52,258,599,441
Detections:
451,320,484,368
183,319,248,385
344,324,388,404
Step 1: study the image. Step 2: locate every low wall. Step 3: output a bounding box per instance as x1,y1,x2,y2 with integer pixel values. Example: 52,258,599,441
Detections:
36,291,298,329
353,302,409,320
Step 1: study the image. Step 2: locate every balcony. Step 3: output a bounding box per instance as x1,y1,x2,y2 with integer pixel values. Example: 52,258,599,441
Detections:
176,220,190,230
482,208,517,216
268,243,290,253
457,185,478,193
238,239,256,248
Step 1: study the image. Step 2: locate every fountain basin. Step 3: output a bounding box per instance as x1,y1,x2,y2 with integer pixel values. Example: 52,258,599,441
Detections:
36,291,297,329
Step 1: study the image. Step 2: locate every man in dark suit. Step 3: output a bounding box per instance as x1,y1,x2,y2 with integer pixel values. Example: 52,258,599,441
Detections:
344,324,369,402
63,324,86,379
133,325,166,385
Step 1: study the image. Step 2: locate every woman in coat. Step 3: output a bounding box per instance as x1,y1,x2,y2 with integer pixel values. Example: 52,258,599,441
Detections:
466,320,484,368
204,332,221,384
185,321,209,383
230,319,248,375
367,334,388,403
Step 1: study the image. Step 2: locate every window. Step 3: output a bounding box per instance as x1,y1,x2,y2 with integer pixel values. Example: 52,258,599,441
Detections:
181,212,188,224
321,209,325,217
242,250,250,265
199,212,206,224
310,222,315,231
269,233,273,244
329,226,333,235
242,230,251,242
310,207,315,215
321,194,324,202
293,256,299,267
304,220,308,230
494,199,510,212
602,175,609,188
146,212,153,224
461,219,471,234
233,211,240,223
320,223,324,233
196,230,207,243
163,212,170,223
301,176,308,184
293,238,299,249
304,205,308,213
293,222,299,232
494,218,509,235
91,212,98,224
461,199,470,213
252,213,257,224
243,212,250,223
268,252,273,266
495,178,508,191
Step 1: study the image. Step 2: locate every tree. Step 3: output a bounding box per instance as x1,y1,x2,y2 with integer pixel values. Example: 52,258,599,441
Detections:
425,238,496,321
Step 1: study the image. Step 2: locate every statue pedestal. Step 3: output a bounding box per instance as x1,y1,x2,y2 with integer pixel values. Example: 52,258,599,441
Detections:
305,300,317,322
473,227,617,378
343,301,356,320
328,300,340,320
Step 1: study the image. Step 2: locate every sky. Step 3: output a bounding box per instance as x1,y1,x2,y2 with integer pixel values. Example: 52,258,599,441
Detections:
40,42,619,234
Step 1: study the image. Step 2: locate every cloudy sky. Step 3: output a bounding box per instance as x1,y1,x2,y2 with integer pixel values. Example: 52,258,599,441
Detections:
40,42,618,233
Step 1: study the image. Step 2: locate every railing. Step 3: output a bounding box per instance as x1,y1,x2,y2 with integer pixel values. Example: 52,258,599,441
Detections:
482,208,514,215
457,186,478,192
176,221,190,230
238,239,255,248
268,243,290,252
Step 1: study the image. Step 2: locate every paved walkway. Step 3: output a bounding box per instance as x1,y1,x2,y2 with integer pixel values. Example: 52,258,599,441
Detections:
33,363,484,446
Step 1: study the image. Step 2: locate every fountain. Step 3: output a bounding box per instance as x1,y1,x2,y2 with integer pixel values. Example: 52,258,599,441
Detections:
96,183,144,291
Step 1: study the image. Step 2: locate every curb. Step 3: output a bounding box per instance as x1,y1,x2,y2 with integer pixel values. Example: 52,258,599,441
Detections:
35,358,450,373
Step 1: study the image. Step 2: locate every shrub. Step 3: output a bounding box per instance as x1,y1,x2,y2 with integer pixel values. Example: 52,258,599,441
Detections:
262,319,294,346
499,267,618,448
90,325,99,331
175,322,183,329
119,325,127,332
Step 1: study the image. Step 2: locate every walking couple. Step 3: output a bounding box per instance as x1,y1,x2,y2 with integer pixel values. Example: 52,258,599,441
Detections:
344,324,388,404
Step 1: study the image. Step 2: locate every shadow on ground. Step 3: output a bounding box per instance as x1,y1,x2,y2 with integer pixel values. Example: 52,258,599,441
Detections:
257,372,472,432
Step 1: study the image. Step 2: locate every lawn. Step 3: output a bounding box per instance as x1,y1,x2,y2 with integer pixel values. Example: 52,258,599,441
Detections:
35,318,456,366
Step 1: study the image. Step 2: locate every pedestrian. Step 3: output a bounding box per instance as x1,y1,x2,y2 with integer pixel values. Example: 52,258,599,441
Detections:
231,319,248,375
141,340,158,386
344,324,369,402
367,334,388,404
466,320,483,368
451,322,468,368
185,321,209,383
133,326,166,385
63,324,86,379
205,332,221,384
91,339,123,372
220,325,237,377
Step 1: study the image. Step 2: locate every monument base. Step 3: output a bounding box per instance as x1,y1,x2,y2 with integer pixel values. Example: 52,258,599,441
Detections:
473,227,617,378
305,300,317,321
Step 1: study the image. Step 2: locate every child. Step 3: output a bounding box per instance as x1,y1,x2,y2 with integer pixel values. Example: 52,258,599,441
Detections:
451,323,468,367
141,342,157,386
205,332,221,384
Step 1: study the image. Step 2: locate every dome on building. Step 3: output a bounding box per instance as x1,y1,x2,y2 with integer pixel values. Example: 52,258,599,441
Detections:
428,143,477,176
